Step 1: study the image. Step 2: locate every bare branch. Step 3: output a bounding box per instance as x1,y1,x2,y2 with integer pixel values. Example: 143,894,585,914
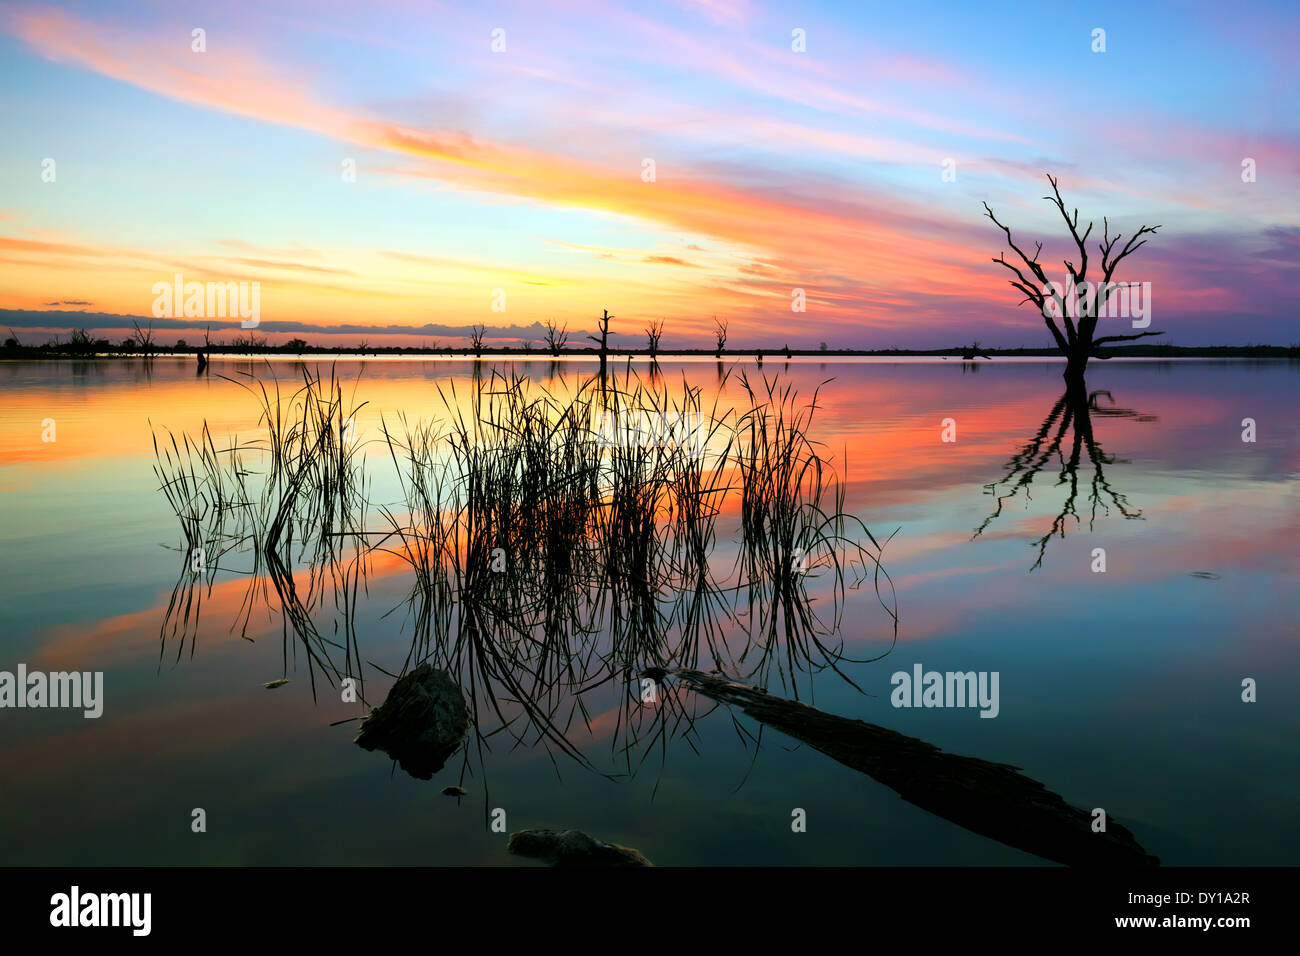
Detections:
1101,222,1161,282
1091,330,1165,352
986,207,1071,352
992,253,1042,298
983,202,1050,285
1044,173,1093,289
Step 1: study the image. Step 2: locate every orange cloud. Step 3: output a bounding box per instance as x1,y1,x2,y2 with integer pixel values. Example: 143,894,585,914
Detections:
4,3,1011,341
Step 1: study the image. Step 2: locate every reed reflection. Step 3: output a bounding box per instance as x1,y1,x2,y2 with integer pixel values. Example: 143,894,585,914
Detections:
151,362,896,784
141,363,1168,864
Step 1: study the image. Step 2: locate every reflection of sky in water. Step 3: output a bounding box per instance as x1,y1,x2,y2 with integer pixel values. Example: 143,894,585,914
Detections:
0,358,1296,865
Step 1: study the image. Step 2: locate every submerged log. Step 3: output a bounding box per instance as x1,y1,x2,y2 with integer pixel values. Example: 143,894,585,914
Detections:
507,828,652,867
354,663,469,780
675,669,1158,866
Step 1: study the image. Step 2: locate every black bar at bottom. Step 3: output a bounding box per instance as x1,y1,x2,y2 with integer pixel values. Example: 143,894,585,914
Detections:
0,866,1282,941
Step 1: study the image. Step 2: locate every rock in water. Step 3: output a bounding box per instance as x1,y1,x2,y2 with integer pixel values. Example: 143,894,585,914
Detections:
507,828,652,867
354,663,469,779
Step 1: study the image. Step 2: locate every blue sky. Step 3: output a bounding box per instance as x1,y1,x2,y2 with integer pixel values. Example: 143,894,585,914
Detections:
1,0,1296,347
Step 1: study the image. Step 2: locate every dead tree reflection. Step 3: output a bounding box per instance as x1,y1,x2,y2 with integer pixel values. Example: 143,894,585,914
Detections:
975,383,1155,569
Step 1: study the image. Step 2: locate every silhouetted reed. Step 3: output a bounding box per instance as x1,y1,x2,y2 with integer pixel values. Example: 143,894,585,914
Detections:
151,362,897,779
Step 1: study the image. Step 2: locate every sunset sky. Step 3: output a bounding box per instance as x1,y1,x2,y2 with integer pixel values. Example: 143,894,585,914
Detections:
0,0,1296,348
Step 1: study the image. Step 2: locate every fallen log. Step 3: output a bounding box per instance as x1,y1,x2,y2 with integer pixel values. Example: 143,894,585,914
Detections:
674,669,1158,866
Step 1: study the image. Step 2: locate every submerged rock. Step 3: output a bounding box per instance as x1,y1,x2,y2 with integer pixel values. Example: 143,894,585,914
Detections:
441,786,467,797
354,663,469,780
507,828,652,867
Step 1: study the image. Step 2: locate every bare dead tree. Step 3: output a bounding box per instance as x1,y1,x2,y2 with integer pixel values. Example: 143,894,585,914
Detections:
587,308,613,363
984,174,1162,381
469,324,486,356
68,327,93,353
645,318,664,357
586,310,612,352
713,316,727,358
131,319,155,358
587,309,613,393
544,318,569,356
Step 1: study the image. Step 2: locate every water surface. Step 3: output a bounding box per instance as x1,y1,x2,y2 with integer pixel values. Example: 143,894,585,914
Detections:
1,356,1296,865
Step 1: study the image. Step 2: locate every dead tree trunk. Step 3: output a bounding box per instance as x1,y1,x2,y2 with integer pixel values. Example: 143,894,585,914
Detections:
588,309,612,388
674,669,1158,866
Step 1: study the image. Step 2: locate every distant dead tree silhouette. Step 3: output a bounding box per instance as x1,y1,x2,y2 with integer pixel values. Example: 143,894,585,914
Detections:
469,324,486,356
544,318,569,356
543,319,567,355
131,319,155,358
984,174,1162,382
196,325,211,373
587,309,612,349
645,319,664,357
713,316,727,358
68,327,93,354
588,309,613,390
587,309,613,363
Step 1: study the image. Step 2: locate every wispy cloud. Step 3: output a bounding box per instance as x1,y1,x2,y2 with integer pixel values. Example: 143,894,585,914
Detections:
2,0,1296,347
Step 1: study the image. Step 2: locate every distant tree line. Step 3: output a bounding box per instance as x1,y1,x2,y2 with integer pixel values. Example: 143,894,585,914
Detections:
4,318,1295,360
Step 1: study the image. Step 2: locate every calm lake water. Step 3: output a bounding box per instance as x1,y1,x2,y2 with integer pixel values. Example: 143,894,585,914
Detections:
1,356,1296,865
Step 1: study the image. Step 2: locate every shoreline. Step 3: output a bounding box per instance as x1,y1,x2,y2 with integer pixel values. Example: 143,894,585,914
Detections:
4,345,1298,361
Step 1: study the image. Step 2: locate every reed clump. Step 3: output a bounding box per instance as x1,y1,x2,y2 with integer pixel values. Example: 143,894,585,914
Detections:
152,362,896,768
